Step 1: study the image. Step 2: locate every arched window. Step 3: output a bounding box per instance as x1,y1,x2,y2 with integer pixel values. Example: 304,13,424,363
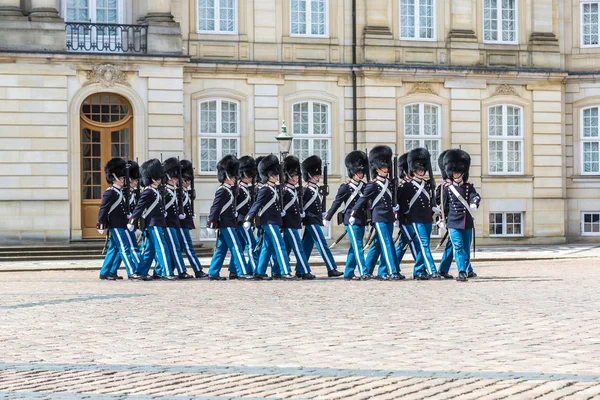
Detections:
488,104,523,174
198,99,240,174
292,101,331,167
581,106,600,174
403,103,441,172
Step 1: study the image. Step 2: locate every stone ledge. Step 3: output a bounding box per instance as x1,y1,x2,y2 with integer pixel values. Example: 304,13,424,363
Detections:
481,175,534,183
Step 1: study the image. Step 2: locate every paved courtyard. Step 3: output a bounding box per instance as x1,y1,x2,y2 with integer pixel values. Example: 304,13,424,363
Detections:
1,258,600,399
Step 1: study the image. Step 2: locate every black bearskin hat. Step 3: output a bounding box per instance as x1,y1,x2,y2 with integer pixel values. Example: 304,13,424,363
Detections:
238,156,257,179
128,160,140,181
180,159,194,181
398,153,409,179
302,155,322,181
444,149,471,182
408,147,431,173
438,150,450,181
283,155,301,179
345,150,368,177
258,154,280,183
369,146,393,176
162,157,181,181
217,155,239,184
104,158,127,184
140,159,164,187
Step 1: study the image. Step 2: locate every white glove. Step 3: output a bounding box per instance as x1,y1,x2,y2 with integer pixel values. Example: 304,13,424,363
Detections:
322,212,328,219
178,214,186,220
243,221,251,231
394,220,400,228
192,213,197,220
323,219,330,227
281,210,286,217
392,205,400,212
470,203,477,211
300,212,306,218
349,216,356,226
436,220,446,230
127,213,132,219
207,227,216,235
164,212,168,217
126,224,135,232
432,206,441,215
97,229,105,235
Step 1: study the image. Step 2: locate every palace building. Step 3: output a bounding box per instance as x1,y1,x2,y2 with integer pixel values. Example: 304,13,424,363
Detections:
0,0,598,245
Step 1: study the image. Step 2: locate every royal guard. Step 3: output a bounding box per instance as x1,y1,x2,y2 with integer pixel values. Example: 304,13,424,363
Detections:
177,159,208,279
394,153,416,275
97,158,140,280
440,149,481,282
244,155,296,280
206,155,254,281
301,155,343,277
325,151,369,280
351,146,403,280
234,156,259,277
128,159,175,280
282,155,315,280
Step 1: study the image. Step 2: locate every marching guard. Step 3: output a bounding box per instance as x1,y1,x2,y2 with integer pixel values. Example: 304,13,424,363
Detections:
325,151,369,280
235,156,259,277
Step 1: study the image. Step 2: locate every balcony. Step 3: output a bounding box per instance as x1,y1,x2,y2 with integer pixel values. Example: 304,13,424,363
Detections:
66,23,148,54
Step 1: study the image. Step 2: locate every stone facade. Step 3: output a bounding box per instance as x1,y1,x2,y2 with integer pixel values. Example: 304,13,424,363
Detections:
0,0,597,244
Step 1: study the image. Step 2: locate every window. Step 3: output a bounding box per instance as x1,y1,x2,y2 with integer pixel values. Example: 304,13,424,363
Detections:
197,0,237,33
65,0,120,23
488,104,523,174
400,0,435,40
198,216,217,240
291,0,328,37
292,101,331,169
198,99,240,174
581,107,600,174
404,103,441,172
483,0,517,43
489,212,523,236
582,212,600,235
582,1,600,46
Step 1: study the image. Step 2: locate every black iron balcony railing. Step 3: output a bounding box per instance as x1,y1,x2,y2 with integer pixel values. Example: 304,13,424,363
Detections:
66,22,148,54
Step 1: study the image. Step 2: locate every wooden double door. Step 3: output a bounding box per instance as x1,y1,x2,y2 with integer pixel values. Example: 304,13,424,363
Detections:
81,94,133,239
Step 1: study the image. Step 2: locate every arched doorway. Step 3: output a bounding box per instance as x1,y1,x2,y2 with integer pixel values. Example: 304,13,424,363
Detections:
80,94,133,239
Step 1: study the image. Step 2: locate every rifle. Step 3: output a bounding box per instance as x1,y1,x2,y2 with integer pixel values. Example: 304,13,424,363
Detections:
279,160,285,211
392,151,398,212
190,157,196,217
177,156,185,218
363,148,376,249
124,159,131,215
321,162,329,212
297,165,304,211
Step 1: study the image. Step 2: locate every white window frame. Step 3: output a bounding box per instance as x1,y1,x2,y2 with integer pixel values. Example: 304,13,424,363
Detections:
489,212,524,237
197,98,241,176
291,100,332,173
403,102,442,173
581,1,600,48
487,104,524,175
62,0,124,23
196,0,238,34
483,0,518,44
581,106,600,175
399,0,436,41
290,0,329,38
581,212,600,236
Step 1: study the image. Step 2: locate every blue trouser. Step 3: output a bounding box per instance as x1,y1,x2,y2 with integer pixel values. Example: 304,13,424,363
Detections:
109,229,141,276
303,224,337,272
137,226,173,277
365,228,380,275
177,227,203,273
345,225,366,277
366,225,402,276
396,224,417,271
236,226,258,275
448,228,473,274
439,236,474,274
411,222,437,276
100,228,138,277
208,227,250,277
256,224,291,276
373,222,398,276
284,228,311,275
163,227,187,275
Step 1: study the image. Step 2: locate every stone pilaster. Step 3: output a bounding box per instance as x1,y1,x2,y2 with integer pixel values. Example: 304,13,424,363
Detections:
141,0,183,55
363,0,394,62
0,0,25,19
29,0,62,22
447,0,479,66
528,0,560,68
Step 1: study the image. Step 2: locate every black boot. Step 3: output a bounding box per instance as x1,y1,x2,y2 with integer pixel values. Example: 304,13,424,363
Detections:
195,271,208,279
229,272,238,280
456,271,468,282
209,275,227,281
361,274,374,280
327,269,343,277
429,273,442,280
439,272,454,279
128,274,144,281
254,274,272,281
99,274,116,281
109,274,123,280
301,273,316,280
161,275,178,281
344,276,361,281
178,272,194,280
238,274,255,280
393,273,406,280
281,274,297,280
467,271,478,278
413,274,430,280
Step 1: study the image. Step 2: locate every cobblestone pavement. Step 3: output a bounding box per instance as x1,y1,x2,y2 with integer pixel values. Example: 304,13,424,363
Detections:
1,259,600,399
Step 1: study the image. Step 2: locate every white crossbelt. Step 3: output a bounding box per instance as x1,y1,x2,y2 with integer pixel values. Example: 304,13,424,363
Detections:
303,186,320,212
284,187,297,211
108,187,124,215
258,186,278,217
141,187,160,219
449,185,474,218
371,179,390,210
219,186,233,215
342,181,363,213
165,188,177,210
183,190,190,207
406,180,429,213
236,185,250,211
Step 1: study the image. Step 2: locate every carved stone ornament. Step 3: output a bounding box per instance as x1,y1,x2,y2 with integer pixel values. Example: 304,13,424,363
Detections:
84,64,130,87
493,84,519,97
408,82,436,95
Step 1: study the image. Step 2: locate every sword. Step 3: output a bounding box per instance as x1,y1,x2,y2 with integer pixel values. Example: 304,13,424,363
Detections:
101,230,110,255
362,225,376,250
393,228,402,245
472,226,476,260
329,230,347,249
402,232,417,252
435,230,449,251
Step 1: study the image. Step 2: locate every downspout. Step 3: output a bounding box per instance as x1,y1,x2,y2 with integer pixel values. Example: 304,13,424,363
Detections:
352,0,358,150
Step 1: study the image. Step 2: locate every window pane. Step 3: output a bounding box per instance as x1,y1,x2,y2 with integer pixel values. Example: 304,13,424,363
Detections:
506,106,521,137
507,140,522,173
313,139,330,165
583,3,599,46
404,104,420,136
404,139,420,153
424,139,441,172
313,102,328,135
423,104,439,136
583,141,600,173
200,138,217,172
199,101,217,134
419,0,434,39
198,0,215,31
489,140,504,173
489,105,503,136
293,138,309,161
501,0,516,42
221,101,238,134
311,0,326,35
484,0,498,41
221,138,238,157
293,102,309,135
291,0,307,35
219,0,236,32
583,107,599,138
400,0,415,38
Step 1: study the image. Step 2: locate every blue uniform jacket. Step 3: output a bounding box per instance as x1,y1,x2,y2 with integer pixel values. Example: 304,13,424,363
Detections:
302,182,323,226
208,184,237,229
441,182,481,230
247,183,282,226
97,185,129,229
399,178,434,224
326,180,366,226
352,176,394,224
236,181,253,224
164,184,181,229
180,188,195,229
130,186,166,228
282,183,302,229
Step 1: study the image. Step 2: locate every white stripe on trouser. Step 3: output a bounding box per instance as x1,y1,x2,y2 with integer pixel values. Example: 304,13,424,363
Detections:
310,225,335,271
402,225,418,260
375,223,394,276
179,228,201,271
166,228,184,274
225,228,248,275
243,228,258,271
288,229,309,274
347,226,363,276
413,223,433,275
113,229,134,276
125,230,140,264
153,227,171,276
268,225,290,275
